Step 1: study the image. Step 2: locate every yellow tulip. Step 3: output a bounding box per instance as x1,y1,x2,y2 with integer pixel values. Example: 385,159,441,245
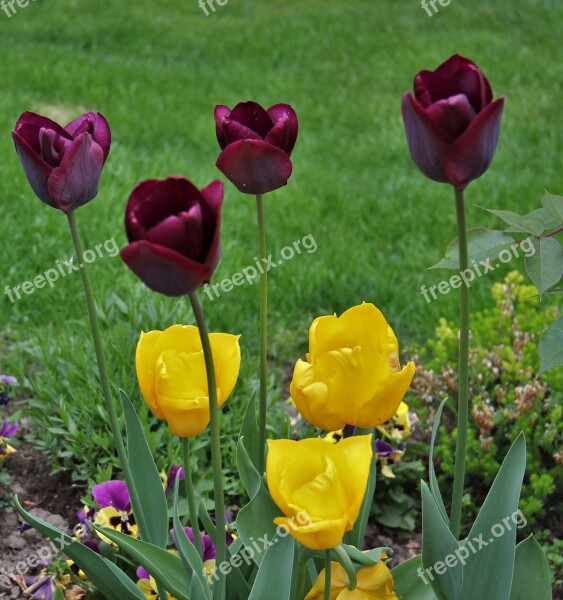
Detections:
305,560,398,599
136,325,241,437
266,435,372,550
290,303,415,431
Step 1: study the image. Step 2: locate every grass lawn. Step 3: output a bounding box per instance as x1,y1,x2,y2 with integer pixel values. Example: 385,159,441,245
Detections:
0,0,561,486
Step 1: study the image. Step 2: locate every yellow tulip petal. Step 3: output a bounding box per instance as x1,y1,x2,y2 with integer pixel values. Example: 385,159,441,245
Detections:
305,562,348,599
274,515,348,550
209,333,242,406
136,330,164,417
356,361,415,428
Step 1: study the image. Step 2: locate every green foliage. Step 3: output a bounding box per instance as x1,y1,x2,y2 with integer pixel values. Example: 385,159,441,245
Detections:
408,272,562,528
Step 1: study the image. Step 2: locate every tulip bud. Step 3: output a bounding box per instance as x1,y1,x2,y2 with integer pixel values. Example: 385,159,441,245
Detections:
121,177,223,296
12,111,111,212
214,101,298,195
402,54,504,191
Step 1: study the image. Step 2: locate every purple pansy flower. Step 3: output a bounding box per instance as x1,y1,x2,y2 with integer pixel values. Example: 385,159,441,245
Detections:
0,419,18,438
165,464,185,496
92,480,131,512
171,527,217,562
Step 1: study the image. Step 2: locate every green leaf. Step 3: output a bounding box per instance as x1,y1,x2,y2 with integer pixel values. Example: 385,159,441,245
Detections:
459,434,526,600
509,536,552,600
524,237,563,296
429,399,448,524
348,433,376,548
421,482,462,600
248,535,295,600
431,228,515,270
483,207,544,236
236,483,281,566
392,555,438,600
121,390,169,548
13,496,144,600
237,436,261,500
538,316,563,375
239,392,260,471
93,524,190,600
54,585,65,600
172,474,211,599
541,192,563,225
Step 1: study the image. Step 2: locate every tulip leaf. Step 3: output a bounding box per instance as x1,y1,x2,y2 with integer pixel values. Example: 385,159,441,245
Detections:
538,316,563,375
199,501,218,540
421,481,463,600
429,399,448,524
239,391,260,471
54,586,65,600
341,544,389,567
508,536,552,600
431,228,515,270
541,192,563,225
459,434,526,600
237,436,261,500
93,524,190,600
392,555,438,600
247,535,295,600
348,433,377,549
524,236,563,296
120,390,169,548
13,496,145,600
482,207,545,236
172,474,212,599
236,483,281,566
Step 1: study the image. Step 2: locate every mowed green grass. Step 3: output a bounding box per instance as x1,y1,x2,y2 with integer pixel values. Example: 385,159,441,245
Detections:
0,0,561,479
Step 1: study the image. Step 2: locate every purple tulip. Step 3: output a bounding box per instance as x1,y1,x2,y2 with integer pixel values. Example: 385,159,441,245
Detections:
121,176,223,296
402,54,504,191
12,111,111,212
215,101,298,195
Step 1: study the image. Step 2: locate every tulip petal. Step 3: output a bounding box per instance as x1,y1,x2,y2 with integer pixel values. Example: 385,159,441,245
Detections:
264,115,291,152
136,330,165,418
356,361,416,428
121,240,214,296
214,105,232,148
209,333,242,407
222,119,264,145
227,101,273,138
425,94,476,139
401,92,453,184
216,139,293,195
65,112,111,162
274,515,348,551
12,131,54,206
267,104,299,154
448,97,505,191
201,180,224,214
14,112,72,151
47,132,104,212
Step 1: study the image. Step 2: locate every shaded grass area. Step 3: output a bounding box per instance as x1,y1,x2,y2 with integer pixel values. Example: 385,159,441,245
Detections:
0,0,561,489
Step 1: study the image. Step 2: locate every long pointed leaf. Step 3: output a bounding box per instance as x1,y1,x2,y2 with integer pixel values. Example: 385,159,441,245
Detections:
429,399,448,523
509,536,552,600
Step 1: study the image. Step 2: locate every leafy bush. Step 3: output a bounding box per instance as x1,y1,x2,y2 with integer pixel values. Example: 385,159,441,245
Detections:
408,271,562,528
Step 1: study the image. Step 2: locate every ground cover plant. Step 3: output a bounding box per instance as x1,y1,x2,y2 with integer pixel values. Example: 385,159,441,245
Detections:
0,1,561,599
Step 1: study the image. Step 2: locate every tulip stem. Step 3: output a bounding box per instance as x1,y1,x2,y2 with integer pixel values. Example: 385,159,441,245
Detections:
188,291,226,600
449,189,470,539
182,437,203,560
66,212,150,539
256,193,268,474
324,551,332,600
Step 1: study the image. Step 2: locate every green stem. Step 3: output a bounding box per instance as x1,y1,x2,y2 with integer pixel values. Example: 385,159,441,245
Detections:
295,558,308,600
449,189,470,539
256,193,268,474
188,291,226,600
324,551,332,600
182,437,203,560
66,212,149,539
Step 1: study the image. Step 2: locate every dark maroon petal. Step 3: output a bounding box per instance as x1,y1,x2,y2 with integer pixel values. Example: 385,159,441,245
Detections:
451,65,493,112
214,105,231,149
433,54,477,80
121,240,215,296
12,131,54,206
14,112,71,152
65,112,111,163
125,177,204,240
401,92,453,184
228,101,273,138
222,118,264,144
216,139,293,195
425,94,476,138
145,208,206,262
267,104,298,154
200,180,224,214
92,480,131,512
415,71,467,107
47,133,104,213
447,97,505,191
264,115,290,152
39,128,71,167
